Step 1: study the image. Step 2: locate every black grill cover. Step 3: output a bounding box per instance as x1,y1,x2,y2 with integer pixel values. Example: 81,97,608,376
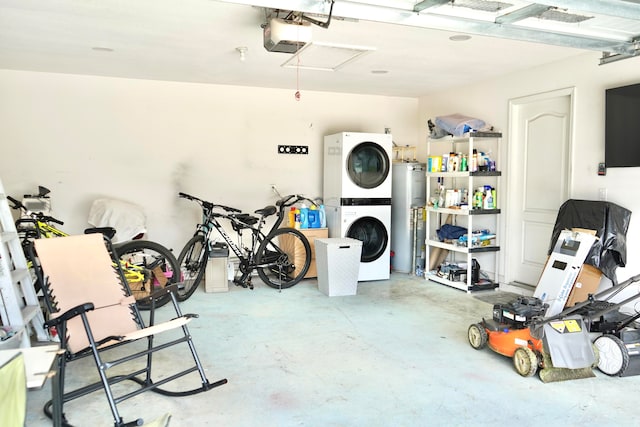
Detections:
548,199,631,283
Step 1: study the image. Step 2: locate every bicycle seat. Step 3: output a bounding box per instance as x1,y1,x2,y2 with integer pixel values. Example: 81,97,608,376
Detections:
84,227,117,240
255,205,277,217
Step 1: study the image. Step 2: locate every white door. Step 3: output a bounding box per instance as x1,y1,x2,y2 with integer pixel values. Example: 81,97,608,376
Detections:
505,88,573,288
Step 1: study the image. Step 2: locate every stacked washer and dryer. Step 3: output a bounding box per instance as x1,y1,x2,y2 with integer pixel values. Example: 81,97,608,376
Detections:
323,132,393,281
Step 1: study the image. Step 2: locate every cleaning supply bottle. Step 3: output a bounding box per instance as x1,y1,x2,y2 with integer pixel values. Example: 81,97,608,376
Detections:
319,205,326,228
294,208,301,229
300,204,309,229
471,149,478,172
308,205,321,228
288,207,296,227
484,188,494,209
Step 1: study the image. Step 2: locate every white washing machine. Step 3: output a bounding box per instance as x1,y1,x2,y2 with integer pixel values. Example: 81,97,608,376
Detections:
323,132,393,206
325,203,391,282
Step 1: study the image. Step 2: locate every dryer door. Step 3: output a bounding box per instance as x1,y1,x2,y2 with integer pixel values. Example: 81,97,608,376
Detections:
347,142,391,189
346,216,389,262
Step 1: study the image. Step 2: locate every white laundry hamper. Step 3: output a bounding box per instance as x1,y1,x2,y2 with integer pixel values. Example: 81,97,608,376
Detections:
314,238,362,296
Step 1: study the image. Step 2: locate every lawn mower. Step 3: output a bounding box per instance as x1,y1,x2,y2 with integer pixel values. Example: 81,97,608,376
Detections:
566,273,640,377
468,273,640,382
468,295,596,383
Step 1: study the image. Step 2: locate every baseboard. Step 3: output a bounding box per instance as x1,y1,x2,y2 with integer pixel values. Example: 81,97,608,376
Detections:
500,281,535,296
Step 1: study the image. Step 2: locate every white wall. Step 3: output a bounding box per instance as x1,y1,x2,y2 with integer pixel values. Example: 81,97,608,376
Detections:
0,69,419,252
418,51,640,287
3,51,640,289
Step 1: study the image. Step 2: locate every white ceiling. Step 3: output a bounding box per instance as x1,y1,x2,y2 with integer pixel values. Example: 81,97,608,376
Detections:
1,0,638,97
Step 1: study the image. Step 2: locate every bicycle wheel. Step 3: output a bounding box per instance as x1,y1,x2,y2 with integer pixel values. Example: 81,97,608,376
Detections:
256,228,311,289
175,234,208,301
115,239,179,310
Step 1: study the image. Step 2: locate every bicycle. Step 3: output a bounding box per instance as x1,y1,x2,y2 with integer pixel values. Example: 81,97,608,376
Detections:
176,192,314,300
8,188,179,310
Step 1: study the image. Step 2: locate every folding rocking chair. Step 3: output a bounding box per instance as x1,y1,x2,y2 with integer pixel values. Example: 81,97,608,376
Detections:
34,233,227,427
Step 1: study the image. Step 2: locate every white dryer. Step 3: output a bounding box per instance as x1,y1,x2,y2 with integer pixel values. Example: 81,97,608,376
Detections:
323,132,393,206
325,203,391,282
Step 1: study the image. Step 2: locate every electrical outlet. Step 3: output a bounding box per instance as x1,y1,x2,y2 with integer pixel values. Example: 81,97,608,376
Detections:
278,145,309,155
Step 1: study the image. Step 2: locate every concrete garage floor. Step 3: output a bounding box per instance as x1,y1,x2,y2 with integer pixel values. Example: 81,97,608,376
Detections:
26,273,639,426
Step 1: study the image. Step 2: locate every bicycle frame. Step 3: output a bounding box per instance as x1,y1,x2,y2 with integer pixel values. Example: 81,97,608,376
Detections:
178,192,312,292
16,218,68,238
199,207,269,265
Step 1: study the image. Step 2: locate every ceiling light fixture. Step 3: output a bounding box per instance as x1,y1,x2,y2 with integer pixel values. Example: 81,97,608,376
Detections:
236,46,248,61
449,34,472,42
91,46,114,52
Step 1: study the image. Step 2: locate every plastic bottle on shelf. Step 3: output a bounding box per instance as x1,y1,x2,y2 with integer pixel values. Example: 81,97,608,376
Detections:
471,149,478,172
294,208,301,229
484,188,494,209
462,188,469,205
319,205,327,228
299,204,309,229
288,207,296,227
473,188,483,209
448,152,456,172
308,205,321,228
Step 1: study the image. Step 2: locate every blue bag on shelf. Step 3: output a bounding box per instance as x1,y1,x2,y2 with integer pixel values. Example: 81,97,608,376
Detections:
436,224,467,241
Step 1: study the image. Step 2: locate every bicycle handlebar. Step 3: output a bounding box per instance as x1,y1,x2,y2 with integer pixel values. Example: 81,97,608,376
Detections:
7,195,24,209
276,194,317,209
178,192,241,213
7,195,64,225
41,215,64,225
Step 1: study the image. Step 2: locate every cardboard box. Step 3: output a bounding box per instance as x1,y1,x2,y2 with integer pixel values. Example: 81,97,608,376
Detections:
565,264,602,307
293,228,328,278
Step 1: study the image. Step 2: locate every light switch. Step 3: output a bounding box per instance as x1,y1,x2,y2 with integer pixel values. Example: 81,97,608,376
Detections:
598,188,607,201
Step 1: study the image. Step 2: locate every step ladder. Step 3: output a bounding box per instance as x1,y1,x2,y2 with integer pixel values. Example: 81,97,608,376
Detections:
0,178,48,348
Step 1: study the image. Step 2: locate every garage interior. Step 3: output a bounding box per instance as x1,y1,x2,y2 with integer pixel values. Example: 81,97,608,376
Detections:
2,1,640,426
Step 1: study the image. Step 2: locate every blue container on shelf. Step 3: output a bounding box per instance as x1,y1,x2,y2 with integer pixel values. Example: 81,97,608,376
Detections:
308,210,321,228
300,206,310,229
319,205,326,228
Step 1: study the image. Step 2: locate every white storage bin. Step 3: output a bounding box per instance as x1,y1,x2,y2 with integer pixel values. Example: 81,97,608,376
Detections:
315,238,362,296
205,243,229,293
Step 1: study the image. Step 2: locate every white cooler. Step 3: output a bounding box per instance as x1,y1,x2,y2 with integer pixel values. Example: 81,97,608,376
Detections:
314,238,362,296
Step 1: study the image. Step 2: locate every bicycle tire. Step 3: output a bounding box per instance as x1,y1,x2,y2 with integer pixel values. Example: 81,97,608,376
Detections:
175,234,208,301
256,228,311,289
115,239,179,310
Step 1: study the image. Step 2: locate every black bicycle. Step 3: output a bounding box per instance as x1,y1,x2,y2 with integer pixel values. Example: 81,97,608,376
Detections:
176,193,314,299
